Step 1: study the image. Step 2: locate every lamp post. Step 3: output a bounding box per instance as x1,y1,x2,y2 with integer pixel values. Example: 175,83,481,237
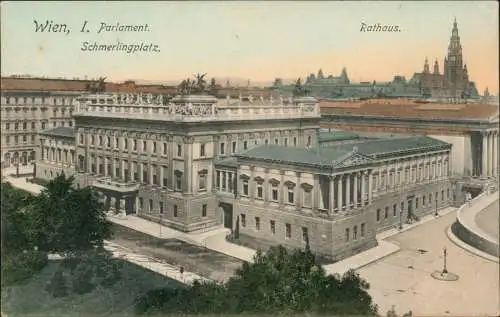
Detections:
399,205,403,230
435,198,438,216
159,211,162,238
442,247,448,274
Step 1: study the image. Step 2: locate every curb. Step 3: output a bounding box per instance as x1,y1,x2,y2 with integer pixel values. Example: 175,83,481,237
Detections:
446,225,499,263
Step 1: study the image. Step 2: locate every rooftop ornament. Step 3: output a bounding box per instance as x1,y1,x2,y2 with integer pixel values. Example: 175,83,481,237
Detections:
178,73,208,96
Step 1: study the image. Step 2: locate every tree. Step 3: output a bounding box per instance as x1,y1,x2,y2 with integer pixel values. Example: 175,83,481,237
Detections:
135,245,378,316
26,173,112,256
209,77,217,95
46,270,69,298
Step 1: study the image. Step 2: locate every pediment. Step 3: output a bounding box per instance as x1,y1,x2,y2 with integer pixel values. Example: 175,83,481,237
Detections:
334,152,374,168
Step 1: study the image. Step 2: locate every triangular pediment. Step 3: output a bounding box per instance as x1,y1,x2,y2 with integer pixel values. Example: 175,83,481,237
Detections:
333,152,374,168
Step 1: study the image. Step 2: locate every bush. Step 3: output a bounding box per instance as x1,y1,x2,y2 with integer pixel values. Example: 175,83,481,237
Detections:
1,251,48,286
45,270,68,298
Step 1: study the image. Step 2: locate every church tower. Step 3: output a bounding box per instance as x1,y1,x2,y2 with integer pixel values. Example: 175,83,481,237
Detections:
444,18,467,98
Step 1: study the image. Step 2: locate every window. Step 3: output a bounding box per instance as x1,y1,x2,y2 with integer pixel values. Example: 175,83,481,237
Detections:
271,183,279,201
429,193,432,204
401,202,404,213
361,223,365,237
176,174,182,190
423,195,426,206
79,135,84,144
270,220,276,235
133,140,137,151
345,228,350,242
153,142,157,153
5,123,9,130
31,135,35,142
447,188,450,199
392,204,396,217
173,205,178,217
124,139,128,150
199,170,207,190
285,224,291,239
376,209,381,222
139,197,144,211
162,167,168,187
416,197,419,210
302,227,308,243
6,136,10,144
274,138,278,145
257,184,263,199
115,137,119,149
242,180,249,196
143,141,147,152
23,135,27,143
149,199,153,212
303,186,313,207
202,204,207,217
241,214,246,227
232,141,236,153
353,225,358,240
255,217,260,230
293,137,297,147
99,136,103,146
287,186,294,204
284,138,288,146
200,144,206,157
216,171,221,189
265,139,269,145
14,123,19,130
31,122,35,129
107,137,111,148
307,136,312,147
220,143,225,155
243,141,248,150
163,142,167,155
441,190,444,201
14,136,18,144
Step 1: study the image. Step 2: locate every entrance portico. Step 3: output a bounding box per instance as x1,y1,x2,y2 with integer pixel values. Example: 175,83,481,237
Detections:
92,177,139,215
480,129,499,179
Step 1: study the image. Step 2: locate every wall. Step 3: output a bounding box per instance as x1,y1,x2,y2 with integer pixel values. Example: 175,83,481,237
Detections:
429,134,468,176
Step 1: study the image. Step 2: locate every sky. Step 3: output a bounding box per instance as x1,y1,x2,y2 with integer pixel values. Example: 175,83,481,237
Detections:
1,1,498,94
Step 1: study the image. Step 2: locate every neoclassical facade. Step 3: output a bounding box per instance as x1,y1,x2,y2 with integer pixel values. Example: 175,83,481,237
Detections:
0,93,76,167
34,92,456,260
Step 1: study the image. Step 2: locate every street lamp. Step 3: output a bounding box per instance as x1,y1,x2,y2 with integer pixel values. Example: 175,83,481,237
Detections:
435,198,438,216
442,247,448,274
399,205,403,230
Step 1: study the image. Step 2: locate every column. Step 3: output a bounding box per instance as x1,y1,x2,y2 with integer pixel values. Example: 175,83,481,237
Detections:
345,174,351,210
160,165,164,187
488,132,494,177
279,170,285,207
125,197,135,215
139,162,144,183
129,161,134,181
313,174,320,211
353,173,358,207
360,171,366,205
367,171,373,204
264,168,270,202
104,157,108,176
149,163,154,185
328,176,334,214
336,175,343,211
482,131,488,178
120,160,125,180
296,172,302,210
184,139,193,195
112,159,116,178
493,131,498,177
225,172,229,192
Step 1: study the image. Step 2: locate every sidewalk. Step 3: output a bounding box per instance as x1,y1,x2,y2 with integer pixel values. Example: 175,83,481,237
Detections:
3,175,210,286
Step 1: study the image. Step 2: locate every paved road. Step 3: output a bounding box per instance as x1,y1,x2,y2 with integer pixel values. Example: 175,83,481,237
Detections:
475,199,499,241
358,210,499,317
111,223,243,283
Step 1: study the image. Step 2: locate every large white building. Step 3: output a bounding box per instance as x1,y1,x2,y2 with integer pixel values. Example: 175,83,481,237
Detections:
35,93,455,261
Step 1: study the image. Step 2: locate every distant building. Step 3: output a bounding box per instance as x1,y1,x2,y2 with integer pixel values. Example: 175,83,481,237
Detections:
272,19,479,101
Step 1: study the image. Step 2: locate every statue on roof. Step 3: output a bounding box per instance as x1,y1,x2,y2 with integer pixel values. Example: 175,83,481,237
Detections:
85,76,107,94
269,95,273,105
248,95,254,103
259,95,264,104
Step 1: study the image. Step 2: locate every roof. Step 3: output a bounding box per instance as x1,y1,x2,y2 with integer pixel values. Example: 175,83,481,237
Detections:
39,127,75,138
214,156,238,168
1,77,178,94
320,100,499,121
236,135,450,168
318,131,359,142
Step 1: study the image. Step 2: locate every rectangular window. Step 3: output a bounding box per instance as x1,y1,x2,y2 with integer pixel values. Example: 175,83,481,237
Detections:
303,189,312,207
385,207,388,219
393,204,397,217
173,205,178,217
441,190,444,201
241,214,246,227
176,175,182,190
220,143,225,155
124,139,128,150
302,227,308,243
139,197,144,211
200,144,206,157
257,185,263,199
284,138,288,146
265,139,269,145
216,171,221,189
345,228,350,242
255,217,260,231
423,195,426,206
163,143,167,155
272,184,279,201
274,138,278,145
285,223,291,239
232,141,236,153
143,141,147,152
270,220,276,235
202,204,207,217
288,188,294,204
243,141,248,150
31,122,35,129
23,122,27,130
361,223,365,237
149,199,153,212
376,209,381,222
293,137,297,146
115,137,119,149
5,123,9,130
177,144,182,157
153,142,157,153
353,226,358,240
242,180,249,196
447,188,450,199
416,197,419,210
199,173,206,190
133,140,137,151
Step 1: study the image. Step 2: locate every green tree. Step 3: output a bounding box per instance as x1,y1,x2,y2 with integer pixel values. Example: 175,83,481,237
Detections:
135,245,378,316
26,173,112,256
46,270,69,298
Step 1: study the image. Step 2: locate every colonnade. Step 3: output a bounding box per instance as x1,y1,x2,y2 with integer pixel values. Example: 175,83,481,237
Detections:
327,171,373,213
41,143,75,167
481,129,499,178
215,170,235,193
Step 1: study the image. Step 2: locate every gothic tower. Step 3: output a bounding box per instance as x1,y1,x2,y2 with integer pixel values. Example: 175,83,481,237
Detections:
444,18,468,98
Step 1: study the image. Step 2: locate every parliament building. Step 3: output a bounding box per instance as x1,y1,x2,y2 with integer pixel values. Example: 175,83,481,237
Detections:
35,93,454,261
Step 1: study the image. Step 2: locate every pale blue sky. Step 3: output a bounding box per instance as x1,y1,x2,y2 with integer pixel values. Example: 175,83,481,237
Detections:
1,1,498,93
